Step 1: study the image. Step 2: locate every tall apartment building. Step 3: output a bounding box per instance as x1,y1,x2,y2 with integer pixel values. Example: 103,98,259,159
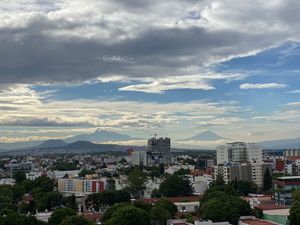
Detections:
251,163,272,188
146,137,171,165
131,151,147,166
217,142,262,164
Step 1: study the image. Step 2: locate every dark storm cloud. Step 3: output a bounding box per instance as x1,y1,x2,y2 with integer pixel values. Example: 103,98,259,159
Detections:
0,0,299,86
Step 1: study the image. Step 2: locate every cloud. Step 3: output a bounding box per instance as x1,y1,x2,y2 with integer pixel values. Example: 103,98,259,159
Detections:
0,86,247,140
285,102,300,107
286,89,300,94
0,0,300,91
240,83,287,89
118,72,246,93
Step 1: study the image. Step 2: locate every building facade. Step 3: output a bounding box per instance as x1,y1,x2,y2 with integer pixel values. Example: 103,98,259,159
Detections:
146,137,171,165
58,178,106,194
217,142,263,165
274,176,300,206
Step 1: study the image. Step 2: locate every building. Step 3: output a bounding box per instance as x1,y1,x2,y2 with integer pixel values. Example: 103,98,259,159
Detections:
7,162,34,177
251,163,272,188
146,137,171,165
58,178,106,194
212,163,252,184
284,149,300,158
239,216,279,225
274,176,300,206
212,163,237,183
217,142,262,165
131,151,147,166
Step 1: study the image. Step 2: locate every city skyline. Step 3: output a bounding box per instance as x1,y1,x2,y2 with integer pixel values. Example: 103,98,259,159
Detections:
1,0,300,146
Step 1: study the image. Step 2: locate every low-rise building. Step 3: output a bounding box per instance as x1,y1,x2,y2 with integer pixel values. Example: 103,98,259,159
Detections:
274,176,300,206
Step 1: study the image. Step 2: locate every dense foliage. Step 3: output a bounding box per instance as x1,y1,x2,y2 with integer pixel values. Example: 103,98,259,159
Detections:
159,174,192,197
262,168,272,192
85,190,131,211
289,189,300,225
199,181,256,225
102,199,177,225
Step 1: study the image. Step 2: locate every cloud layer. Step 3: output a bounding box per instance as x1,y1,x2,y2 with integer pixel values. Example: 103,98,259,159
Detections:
1,0,300,92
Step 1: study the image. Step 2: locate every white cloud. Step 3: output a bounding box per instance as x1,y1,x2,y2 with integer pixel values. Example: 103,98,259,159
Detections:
285,102,300,107
286,89,300,94
118,72,246,93
240,83,287,89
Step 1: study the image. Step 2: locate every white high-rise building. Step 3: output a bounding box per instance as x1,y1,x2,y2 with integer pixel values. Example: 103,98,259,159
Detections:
217,142,262,165
131,151,147,166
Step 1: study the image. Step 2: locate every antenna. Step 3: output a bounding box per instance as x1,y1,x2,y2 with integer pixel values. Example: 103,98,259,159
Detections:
150,132,168,138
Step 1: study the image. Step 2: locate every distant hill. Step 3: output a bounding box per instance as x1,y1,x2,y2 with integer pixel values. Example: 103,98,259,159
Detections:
180,130,228,141
0,129,140,151
0,140,43,151
64,129,139,143
32,139,66,149
4,140,129,154
259,137,300,149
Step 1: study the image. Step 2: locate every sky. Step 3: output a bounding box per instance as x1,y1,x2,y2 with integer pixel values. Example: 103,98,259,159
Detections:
0,0,300,147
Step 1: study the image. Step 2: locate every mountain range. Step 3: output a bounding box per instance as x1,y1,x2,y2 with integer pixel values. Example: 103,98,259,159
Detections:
1,129,300,152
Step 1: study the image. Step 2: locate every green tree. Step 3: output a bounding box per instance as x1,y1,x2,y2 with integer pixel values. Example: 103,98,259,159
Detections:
107,178,116,191
0,211,46,225
0,185,15,210
199,191,252,225
253,207,263,219
150,199,177,225
34,176,55,192
263,168,272,192
36,191,63,211
201,199,240,225
155,198,177,217
151,189,161,198
102,203,130,222
12,184,25,202
78,169,95,178
104,205,150,225
159,174,192,197
48,208,77,225
128,169,147,198
289,200,300,225
60,215,93,225
13,171,26,184
63,194,77,210
85,190,130,211
213,173,225,186
150,205,171,225
231,180,258,196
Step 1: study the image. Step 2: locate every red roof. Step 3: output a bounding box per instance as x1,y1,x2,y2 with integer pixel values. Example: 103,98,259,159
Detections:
287,156,300,161
83,212,102,221
143,195,202,204
241,218,278,225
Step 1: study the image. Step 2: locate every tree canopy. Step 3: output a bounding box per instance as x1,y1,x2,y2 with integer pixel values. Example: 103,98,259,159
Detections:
199,190,253,225
104,205,150,225
159,174,192,197
262,168,272,192
48,208,77,225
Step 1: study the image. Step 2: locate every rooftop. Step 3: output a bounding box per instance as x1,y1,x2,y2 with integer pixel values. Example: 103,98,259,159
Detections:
240,218,278,225
277,176,300,180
